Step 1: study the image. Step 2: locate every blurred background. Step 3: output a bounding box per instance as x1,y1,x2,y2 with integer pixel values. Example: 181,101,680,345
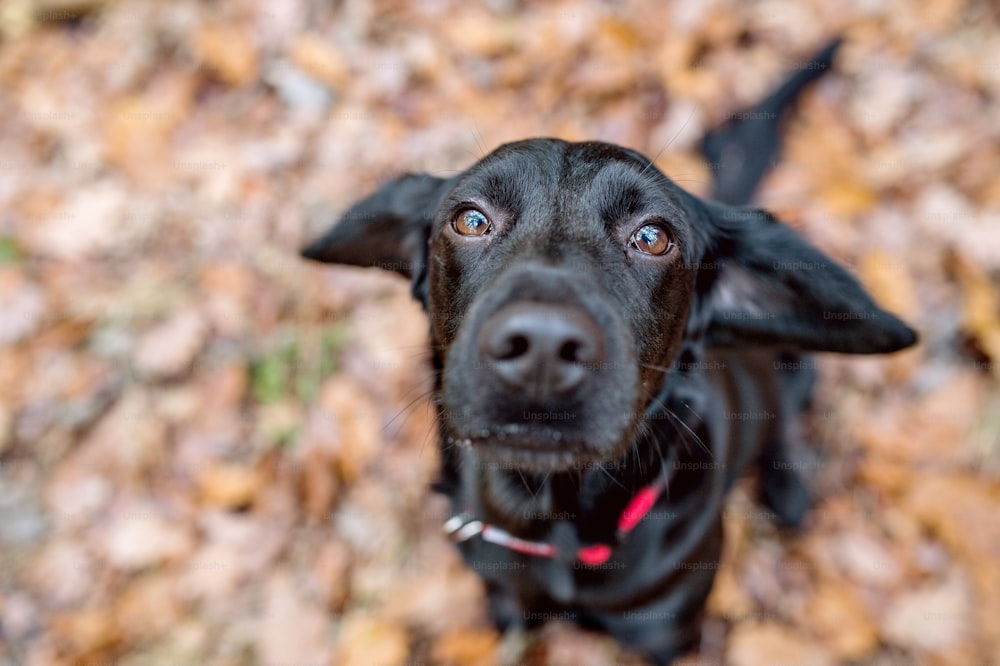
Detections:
0,0,998,664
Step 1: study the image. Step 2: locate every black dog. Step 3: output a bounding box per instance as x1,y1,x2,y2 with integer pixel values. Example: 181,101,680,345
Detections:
302,41,916,663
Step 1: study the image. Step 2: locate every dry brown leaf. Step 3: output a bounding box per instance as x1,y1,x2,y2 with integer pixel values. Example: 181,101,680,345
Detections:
200,263,254,337
819,181,878,217
0,268,44,346
727,622,833,666
829,530,903,587
179,542,242,603
856,458,913,496
190,361,249,431
310,538,352,611
440,10,518,58
857,250,917,322
786,115,877,217
103,72,195,182
430,627,500,666
196,25,259,86
197,463,261,509
708,499,754,619
114,574,183,643
319,376,383,482
134,310,207,380
385,568,488,635
49,608,120,656
29,541,95,607
73,389,167,476
853,371,984,467
256,572,334,666
32,182,127,260
0,401,13,455
101,510,194,571
902,474,1000,651
335,614,409,666
191,512,290,590
300,448,339,523
951,250,1000,378
881,573,970,652
289,34,350,89
806,580,878,659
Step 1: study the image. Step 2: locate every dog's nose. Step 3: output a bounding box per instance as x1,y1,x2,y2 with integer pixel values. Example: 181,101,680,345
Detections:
479,304,605,397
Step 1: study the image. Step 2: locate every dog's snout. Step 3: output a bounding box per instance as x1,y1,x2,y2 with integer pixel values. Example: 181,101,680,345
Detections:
479,304,604,397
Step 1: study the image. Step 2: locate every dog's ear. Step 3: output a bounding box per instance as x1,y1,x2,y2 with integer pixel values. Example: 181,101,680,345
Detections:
301,173,453,302
698,202,917,353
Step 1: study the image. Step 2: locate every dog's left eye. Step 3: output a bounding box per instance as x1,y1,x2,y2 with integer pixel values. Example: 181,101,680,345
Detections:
629,223,675,255
452,209,492,237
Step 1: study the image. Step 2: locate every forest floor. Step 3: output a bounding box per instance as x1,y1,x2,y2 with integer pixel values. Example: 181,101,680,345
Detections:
1,0,999,664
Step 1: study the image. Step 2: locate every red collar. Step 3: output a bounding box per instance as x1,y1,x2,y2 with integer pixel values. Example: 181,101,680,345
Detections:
443,472,670,567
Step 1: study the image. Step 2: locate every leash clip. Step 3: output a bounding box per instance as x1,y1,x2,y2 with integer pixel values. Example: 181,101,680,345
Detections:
444,515,484,542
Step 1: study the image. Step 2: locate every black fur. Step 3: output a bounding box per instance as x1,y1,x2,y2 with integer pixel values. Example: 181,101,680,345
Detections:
301,40,916,663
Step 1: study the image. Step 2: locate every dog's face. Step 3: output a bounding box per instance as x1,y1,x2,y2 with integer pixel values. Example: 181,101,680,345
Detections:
303,138,916,471
427,140,702,469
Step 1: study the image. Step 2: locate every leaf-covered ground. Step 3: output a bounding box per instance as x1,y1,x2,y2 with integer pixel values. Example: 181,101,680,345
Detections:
1,1,998,664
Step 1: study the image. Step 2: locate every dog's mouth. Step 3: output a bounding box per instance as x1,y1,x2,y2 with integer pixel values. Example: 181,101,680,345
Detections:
444,418,639,473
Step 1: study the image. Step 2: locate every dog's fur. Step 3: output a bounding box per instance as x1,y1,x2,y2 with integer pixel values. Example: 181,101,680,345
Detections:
302,41,916,663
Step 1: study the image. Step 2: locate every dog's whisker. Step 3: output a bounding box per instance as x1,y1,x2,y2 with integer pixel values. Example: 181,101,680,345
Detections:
470,123,488,159
384,387,437,432
677,399,707,425
639,103,697,177
594,458,629,493
664,407,712,460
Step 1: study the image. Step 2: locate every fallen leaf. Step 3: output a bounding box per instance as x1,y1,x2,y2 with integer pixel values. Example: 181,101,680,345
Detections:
806,579,878,659
951,249,1000,379
289,34,350,89
178,542,243,603
727,622,833,666
319,376,383,482
430,627,500,666
440,10,518,58
857,250,917,322
0,401,12,454
114,574,183,643
101,508,194,571
133,310,207,380
385,568,488,635
881,573,970,652
830,530,903,587
533,621,637,666
72,388,167,476
310,538,352,611
197,463,261,510
300,448,339,523
32,182,127,260
335,614,409,666
256,572,334,666
28,541,94,607
0,268,44,346
49,608,120,656
103,72,195,183
197,25,259,86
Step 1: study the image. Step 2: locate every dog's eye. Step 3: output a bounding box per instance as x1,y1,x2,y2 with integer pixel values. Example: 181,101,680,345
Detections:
452,209,492,237
629,224,675,255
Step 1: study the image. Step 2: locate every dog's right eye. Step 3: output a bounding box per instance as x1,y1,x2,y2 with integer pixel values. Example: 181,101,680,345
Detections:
628,223,675,256
452,209,492,237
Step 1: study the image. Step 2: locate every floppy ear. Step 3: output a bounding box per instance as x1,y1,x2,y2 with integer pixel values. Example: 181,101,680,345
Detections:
301,173,453,303
698,202,917,354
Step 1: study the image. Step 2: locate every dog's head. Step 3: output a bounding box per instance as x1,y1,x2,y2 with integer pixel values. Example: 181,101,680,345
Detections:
303,139,916,471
